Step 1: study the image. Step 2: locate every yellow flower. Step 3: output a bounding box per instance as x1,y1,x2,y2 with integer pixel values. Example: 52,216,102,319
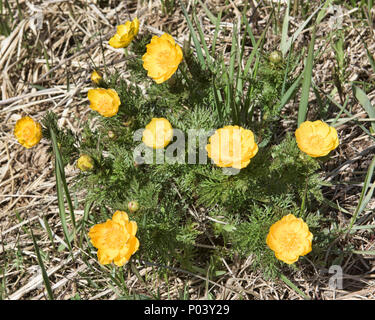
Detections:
88,88,121,117
142,118,173,149
77,155,94,171
205,125,258,169
295,120,339,157
91,70,103,85
109,17,140,48
142,33,183,84
89,211,140,266
266,214,313,264
14,116,42,149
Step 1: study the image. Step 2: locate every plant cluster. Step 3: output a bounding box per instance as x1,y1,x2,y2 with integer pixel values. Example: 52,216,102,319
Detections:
14,7,343,286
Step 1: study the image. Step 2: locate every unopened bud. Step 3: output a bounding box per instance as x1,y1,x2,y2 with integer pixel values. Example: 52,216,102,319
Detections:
123,119,133,127
269,51,282,64
108,130,115,139
77,154,94,171
128,201,139,212
91,70,103,85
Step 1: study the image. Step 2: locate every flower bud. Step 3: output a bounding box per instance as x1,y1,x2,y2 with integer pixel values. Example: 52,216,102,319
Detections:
128,201,139,212
77,154,94,171
108,130,116,139
123,118,134,127
269,51,282,64
91,70,103,85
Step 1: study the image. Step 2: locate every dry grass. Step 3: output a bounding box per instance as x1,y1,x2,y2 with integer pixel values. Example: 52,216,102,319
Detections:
1,0,375,300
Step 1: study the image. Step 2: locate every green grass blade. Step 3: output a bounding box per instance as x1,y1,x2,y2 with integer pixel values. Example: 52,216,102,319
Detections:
351,224,375,231
363,41,375,74
49,129,76,230
228,21,237,84
352,250,375,255
193,11,211,68
277,73,303,114
42,216,56,250
298,26,316,126
243,11,272,78
30,227,55,300
79,199,94,248
211,9,222,55
352,85,375,132
280,0,291,57
283,2,325,56
280,273,310,300
0,263,7,299
55,156,73,253
331,97,349,126
316,0,332,24
212,80,223,123
320,86,375,142
347,155,375,232
50,129,74,253
197,0,217,24
179,0,206,68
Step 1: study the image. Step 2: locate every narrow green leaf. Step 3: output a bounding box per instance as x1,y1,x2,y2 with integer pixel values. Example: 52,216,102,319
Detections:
55,157,73,253
211,9,222,55
50,128,74,254
352,85,375,132
320,86,375,142
228,21,237,84
283,3,325,56
30,227,54,300
352,224,375,231
352,250,375,255
193,11,211,68
42,216,56,250
364,41,375,74
280,274,310,300
347,155,375,233
79,199,94,248
280,0,291,57
197,0,217,24
316,0,332,24
298,26,316,126
179,0,206,68
243,11,272,78
50,129,76,230
212,80,223,123
277,73,303,114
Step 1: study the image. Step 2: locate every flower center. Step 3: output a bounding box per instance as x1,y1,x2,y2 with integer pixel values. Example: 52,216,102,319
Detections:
280,232,299,251
23,126,33,139
105,224,127,249
309,135,324,147
98,96,113,111
157,49,173,68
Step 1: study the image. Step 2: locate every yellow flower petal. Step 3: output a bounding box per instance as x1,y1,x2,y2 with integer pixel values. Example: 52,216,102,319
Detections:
88,211,139,267
142,33,183,84
14,116,42,149
114,236,140,266
112,210,129,227
295,120,339,157
109,18,139,48
126,221,138,237
88,88,120,117
142,118,173,149
206,125,258,169
91,70,103,85
266,214,313,264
